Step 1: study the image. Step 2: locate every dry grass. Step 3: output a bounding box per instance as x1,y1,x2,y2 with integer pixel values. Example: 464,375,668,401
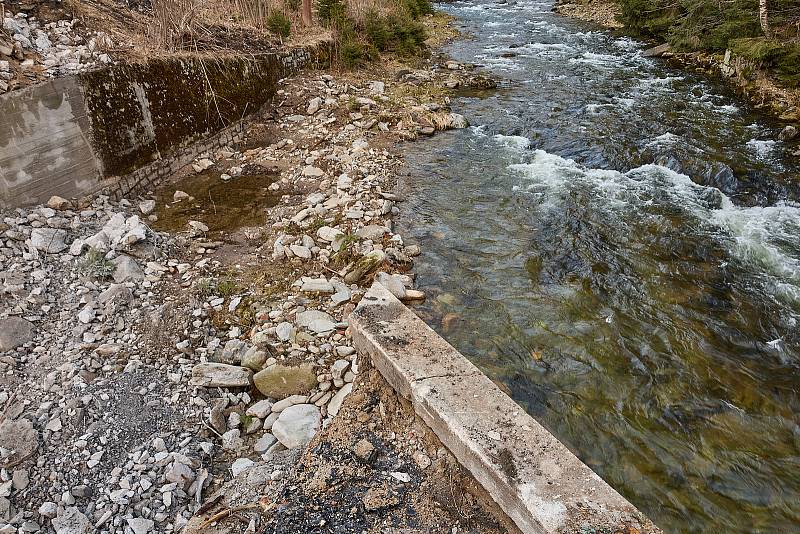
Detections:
152,0,206,50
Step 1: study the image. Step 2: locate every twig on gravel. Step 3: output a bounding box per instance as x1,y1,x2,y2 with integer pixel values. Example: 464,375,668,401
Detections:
200,417,223,438
198,503,260,529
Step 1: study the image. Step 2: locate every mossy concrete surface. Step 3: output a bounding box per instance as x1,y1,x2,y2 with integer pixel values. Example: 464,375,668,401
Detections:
350,282,663,534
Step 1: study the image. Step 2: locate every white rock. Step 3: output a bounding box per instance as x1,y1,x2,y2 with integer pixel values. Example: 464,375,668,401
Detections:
271,404,320,449
300,277,334,293
138,199,156,215
253,433,277,453
230,458,255,477
125,517,154,534
52,507,90,534
246,399,273,419
302,166,324,177
275,322,295,342
30,228,68,253
327,383,352,417
190,363,252,387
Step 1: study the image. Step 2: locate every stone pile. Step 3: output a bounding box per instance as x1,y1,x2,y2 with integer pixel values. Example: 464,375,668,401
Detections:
0,59,476,532
1,12,113,93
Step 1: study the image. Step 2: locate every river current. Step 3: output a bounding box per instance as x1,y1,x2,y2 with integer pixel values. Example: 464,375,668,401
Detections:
399,1,800,531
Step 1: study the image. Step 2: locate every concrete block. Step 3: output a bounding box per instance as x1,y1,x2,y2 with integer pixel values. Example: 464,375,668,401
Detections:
350,283,662,534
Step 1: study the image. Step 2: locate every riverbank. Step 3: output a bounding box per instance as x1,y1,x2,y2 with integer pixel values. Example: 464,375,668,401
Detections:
553,0,800,142
0,10,527,530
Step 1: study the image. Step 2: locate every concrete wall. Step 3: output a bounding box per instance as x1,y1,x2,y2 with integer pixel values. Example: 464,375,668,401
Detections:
0,46,328,207
0,76,97,206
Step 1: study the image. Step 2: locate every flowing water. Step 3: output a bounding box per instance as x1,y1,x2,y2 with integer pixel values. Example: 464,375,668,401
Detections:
399,2,800,531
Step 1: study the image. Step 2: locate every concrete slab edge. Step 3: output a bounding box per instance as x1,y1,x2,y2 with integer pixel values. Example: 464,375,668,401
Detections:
350,282,662,534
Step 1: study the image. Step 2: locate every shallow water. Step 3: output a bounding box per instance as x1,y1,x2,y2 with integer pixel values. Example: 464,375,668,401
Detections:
152,169,278,235
399,1,800,531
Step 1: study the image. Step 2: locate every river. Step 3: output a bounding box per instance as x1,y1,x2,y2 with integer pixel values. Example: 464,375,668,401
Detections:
398,1,800,531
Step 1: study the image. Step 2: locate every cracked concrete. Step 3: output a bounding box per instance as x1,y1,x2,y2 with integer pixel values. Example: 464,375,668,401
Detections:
350,282,663,534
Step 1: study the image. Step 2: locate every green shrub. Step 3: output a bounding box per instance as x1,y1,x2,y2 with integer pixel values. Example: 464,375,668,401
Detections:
363,10,427,56
266,11,291,38
77,248,115,280
402,0,434,19
318,0,347,26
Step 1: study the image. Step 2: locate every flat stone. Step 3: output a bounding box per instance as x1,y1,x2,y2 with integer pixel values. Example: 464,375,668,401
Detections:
327,383,352,417
356,225,388,241
375,272,407,300
300,277,334,293
241,347,267,371
253,364,317,399
330,359,350,379
316,226,344,242
125,517,154,534
0,317,34,351
276,322,295,342
231,458,255,477
112,255,144,283
271,394,308,413
296,310,335,330
290,245,312,259
30,228,68,253
190,363,253,387
253,433,278,453
52,507,90,534
302,166,324,177
271,404,320,449
246,399,274,418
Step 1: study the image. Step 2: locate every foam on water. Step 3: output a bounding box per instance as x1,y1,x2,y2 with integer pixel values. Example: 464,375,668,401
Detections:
509,150,800,304
492,134,531,150
746,139,777,158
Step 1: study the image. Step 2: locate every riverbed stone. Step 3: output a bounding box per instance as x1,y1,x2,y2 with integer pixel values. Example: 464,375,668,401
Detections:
112,255,144,283
0,317,34,351
52,507,90,534
190,363,253,387
327,383,352,417
30,228,68,253
253,364,317,399
344,250,386,284
271,404,320,449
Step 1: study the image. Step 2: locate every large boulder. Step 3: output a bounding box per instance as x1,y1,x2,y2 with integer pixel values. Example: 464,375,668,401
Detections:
271,404,320,448
190,363,253,387
253,364,317,399
0,317,34,351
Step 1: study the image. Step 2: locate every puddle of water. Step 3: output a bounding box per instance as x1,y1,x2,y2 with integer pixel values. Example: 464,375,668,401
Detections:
152,167,280,235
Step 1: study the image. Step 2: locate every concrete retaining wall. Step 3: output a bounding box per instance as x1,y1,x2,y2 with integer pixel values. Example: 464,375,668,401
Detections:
351,283,663,534
0,45,329,207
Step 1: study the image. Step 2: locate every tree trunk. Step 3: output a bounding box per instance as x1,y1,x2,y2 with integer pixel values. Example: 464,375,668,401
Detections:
302,0,312,25
759,0,772,38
